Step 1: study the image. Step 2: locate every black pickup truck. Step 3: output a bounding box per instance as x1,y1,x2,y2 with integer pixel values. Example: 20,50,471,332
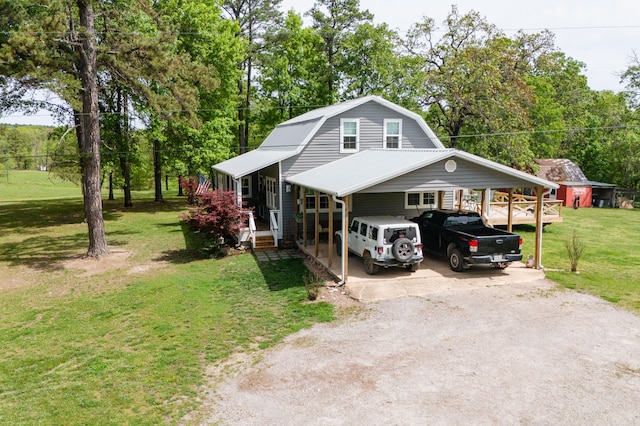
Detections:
411,209,522,272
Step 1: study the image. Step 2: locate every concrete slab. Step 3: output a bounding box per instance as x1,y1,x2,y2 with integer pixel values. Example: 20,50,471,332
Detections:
298,241,544,302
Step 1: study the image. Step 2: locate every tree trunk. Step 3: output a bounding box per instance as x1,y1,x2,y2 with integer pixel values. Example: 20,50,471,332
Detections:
108,171,114,200
76,0,109,258
119,154,133,207
177,175,183,196
153,139,163,202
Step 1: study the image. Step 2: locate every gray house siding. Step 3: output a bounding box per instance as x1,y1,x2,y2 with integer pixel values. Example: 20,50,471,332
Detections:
364,158,539,193
281,103,440,178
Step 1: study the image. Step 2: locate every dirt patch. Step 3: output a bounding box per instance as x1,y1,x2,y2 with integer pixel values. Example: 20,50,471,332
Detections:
62,249,131,277
186,278,640,425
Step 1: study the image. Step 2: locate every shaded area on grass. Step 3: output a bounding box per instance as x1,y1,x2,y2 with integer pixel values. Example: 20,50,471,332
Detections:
0,232,88,270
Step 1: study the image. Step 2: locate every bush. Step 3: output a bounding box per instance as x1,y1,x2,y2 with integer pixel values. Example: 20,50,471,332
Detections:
179,176,199,205
181,188,250,242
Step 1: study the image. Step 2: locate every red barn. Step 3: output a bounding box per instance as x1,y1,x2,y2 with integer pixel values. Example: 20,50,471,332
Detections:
535,159,616,208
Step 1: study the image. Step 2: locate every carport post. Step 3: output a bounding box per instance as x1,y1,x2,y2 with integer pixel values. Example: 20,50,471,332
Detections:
314,191,320,257
507,188,514,232
302,186,307,247
534,186,544,269
343,195,349,283
438,191,445,209
328,198,334,267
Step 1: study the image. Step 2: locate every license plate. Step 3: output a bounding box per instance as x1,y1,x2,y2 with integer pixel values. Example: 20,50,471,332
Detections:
492,254,504,262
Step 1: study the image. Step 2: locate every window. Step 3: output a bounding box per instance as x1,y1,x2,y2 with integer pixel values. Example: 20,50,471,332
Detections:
340,118,359,153
300,189,352,213
405,191,436,209
265,176,277,209
359,223,368,237
384,119,402,149
241,177,252,197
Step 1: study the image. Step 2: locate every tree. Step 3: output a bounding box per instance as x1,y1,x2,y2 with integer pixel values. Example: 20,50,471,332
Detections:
339,22,402,100
307,0,373,101
0,0,205,257
223,0,283,153
402,7,560,168
255,10,328,132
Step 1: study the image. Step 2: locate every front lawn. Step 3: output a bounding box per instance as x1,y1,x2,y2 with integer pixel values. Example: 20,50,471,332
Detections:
0,172,334,424
519,207,640,313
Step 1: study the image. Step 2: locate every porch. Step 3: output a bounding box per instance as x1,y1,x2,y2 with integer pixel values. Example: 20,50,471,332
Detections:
463,191,564,227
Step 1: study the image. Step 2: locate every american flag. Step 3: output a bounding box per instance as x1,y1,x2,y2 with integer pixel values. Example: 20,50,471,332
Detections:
195,174,211,195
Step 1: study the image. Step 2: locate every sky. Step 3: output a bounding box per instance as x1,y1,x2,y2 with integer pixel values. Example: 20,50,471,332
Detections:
3,0,639,126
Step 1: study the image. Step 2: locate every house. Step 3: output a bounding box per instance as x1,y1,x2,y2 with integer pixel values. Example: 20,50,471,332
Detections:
535,159,617,208
213,96,557,282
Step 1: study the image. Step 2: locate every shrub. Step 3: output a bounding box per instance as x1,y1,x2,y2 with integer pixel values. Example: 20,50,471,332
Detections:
303,270,323,301
179,176,199,205
181,189,251,242
565,228,585,272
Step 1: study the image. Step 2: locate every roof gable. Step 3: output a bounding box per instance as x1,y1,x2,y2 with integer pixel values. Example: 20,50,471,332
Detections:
286,149,558,197
535,159,588,183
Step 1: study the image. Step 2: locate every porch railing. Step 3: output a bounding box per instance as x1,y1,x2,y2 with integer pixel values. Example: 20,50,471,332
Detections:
269,209,280,248
247,210,257,249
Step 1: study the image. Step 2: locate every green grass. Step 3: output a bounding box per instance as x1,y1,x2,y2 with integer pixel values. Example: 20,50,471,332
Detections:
0,171,334,425
518,207,640,313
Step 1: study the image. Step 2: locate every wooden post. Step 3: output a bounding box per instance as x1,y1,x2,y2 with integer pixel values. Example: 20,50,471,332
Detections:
507,188,514,232
302,187,307,247
314,191,320,257
293,185,299,243
480,189,486,218
457,189,464,210
328,196,334,267
343,195,349,283
438,191,445,209
534,186,544,269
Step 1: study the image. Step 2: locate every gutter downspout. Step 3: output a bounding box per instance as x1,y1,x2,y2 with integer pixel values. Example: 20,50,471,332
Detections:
332,194,347,287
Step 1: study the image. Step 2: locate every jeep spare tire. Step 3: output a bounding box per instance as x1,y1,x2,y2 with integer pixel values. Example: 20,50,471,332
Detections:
392,238,413,262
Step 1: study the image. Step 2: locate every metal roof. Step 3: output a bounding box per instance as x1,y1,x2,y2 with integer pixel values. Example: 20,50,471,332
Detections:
212,149,296,180
266,95,445,150
286,149,558,197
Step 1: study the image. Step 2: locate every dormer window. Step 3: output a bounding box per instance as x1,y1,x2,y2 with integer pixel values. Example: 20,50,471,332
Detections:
340,118,359,153
384,119,402,149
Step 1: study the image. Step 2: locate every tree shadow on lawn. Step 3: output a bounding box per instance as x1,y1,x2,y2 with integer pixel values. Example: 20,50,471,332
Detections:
0,232,89,270
154,222,212,265
0,199,122,237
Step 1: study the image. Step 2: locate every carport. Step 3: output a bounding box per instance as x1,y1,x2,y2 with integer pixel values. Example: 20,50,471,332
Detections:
286,148,558,285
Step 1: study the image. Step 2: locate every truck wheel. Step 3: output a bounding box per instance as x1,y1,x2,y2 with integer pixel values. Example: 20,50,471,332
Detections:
363,251,379,275
335,235,342,256
449,248,465,272
406,263,420,272
392,238,413,262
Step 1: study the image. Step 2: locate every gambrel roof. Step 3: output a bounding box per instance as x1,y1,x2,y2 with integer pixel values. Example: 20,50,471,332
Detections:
213,96,445,178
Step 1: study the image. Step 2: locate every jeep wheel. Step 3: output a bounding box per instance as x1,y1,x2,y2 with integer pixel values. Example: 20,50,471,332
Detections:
363,251,379,275
449,248,465,272
335,235,342,256
406,263,420,272
392,238,413,262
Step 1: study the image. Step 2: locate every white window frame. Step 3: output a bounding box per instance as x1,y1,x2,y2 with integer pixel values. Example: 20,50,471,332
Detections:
383,119,402,149
241,176,252,198
340,118,360,153
265,176,277,209
300,190,352,213
405,191,436,209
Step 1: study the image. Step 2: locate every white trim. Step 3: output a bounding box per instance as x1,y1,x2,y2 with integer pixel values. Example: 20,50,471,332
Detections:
241,176,252,198
340,118,360,153
405,191,436,209
265,176,277,209
383,119,402,149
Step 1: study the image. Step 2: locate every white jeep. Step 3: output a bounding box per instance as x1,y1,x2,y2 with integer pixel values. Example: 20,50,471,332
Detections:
335,216,423,275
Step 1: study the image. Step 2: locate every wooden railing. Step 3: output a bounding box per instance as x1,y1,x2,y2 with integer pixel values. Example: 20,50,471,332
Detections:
488,191,563,225
463,191,563,225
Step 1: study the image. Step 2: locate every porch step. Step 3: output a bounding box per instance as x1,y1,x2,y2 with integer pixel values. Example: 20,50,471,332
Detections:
253,234,276,252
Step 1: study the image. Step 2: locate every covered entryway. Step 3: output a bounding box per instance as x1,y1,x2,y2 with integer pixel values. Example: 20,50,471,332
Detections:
287,149,558,284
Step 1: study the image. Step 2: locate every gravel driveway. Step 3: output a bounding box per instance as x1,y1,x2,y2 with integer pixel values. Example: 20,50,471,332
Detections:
187,278,640,425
